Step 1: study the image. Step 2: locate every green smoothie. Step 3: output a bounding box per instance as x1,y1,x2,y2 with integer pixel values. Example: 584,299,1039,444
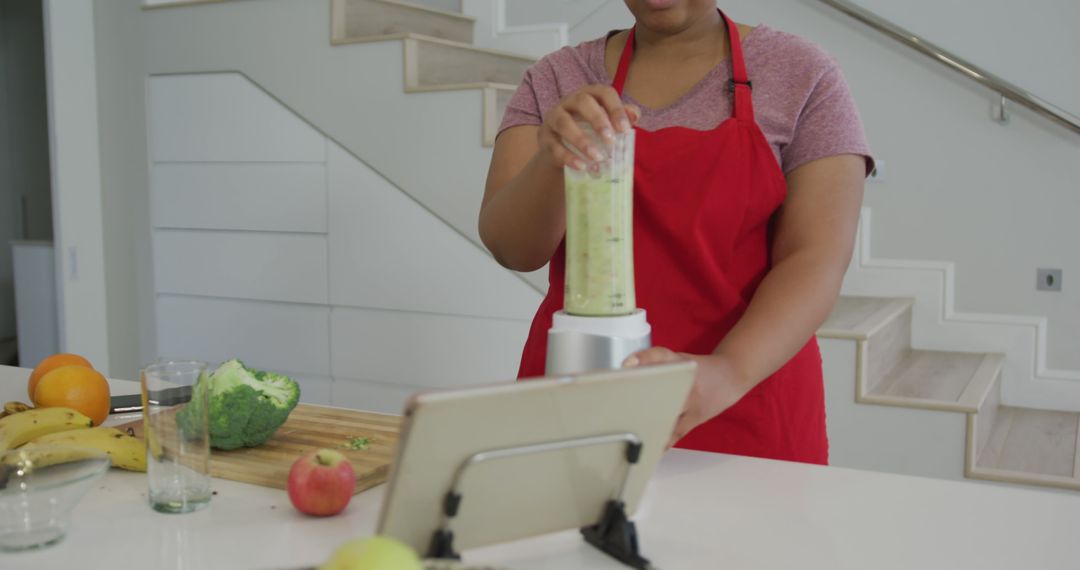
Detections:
564,130,636,316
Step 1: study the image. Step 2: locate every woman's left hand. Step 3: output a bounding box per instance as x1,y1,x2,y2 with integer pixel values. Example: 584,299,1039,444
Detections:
624,347,752,448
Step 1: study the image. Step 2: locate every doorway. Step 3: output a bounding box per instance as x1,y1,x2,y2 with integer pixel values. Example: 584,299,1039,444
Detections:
0,0,53,366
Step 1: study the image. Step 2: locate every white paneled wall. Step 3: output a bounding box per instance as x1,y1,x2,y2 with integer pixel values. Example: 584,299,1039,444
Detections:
154,231,329,304
289,373,334,407
152,163,328,232
331,308,529,387
326,143,538,320
149,73,540,413
331,378,423,417
155,295,331,376
149,74,325,163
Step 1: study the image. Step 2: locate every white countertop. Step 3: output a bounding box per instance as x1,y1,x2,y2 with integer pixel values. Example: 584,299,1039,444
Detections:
2,365,1079,569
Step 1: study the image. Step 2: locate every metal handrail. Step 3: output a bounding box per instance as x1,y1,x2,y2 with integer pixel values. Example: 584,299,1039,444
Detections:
818,0,1080,135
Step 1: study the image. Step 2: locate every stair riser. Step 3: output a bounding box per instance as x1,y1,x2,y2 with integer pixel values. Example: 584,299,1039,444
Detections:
411,0,462,12
495,86,513,126
974,372,1001,461
338,0,474,44
481,85,515,146
406,38,530,88
863,305,911,395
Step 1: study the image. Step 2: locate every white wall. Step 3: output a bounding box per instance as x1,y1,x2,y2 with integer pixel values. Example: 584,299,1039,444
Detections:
568,0,1080,372
852,0,1079,119
461,0,567,58
503,0,609,30
0,0,53,346
147,73,540,413
93,0,154,381
42,0,111,372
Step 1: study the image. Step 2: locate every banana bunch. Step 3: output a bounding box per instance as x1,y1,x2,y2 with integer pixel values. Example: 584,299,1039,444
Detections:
0,406,93,450
15,427,146,471
0,405,147,472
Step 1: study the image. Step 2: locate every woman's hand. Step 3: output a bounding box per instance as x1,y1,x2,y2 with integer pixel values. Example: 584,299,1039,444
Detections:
624,348,752,448
538,85,640,172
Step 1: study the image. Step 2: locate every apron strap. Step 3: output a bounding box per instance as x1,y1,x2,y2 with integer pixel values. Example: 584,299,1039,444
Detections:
611,27,636,95
722,12,754,122
611,10,754,122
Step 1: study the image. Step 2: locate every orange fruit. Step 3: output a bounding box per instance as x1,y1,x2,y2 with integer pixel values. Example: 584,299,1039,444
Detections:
33,365,112,426
28,353,94,401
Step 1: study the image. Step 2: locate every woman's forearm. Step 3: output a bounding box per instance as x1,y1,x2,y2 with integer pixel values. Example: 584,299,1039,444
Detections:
479,135,567,272
710,154,865,393
711,245,850,393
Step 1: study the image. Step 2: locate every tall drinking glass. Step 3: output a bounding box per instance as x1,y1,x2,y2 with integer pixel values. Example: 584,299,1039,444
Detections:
564,125,636,316
141,361,211,514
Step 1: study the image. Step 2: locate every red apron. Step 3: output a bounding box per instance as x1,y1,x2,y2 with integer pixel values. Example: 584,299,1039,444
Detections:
518,13,828,465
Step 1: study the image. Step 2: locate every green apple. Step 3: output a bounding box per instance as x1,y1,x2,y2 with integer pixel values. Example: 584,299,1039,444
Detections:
319,536,423,570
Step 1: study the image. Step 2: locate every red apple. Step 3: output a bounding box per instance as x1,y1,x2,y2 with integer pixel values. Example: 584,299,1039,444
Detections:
288,448,356,516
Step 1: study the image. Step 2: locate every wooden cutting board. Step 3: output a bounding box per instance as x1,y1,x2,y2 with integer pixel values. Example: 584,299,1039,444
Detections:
123,404,401,494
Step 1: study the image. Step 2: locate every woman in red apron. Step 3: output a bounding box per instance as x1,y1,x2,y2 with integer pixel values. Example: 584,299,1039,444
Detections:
480,1,870,464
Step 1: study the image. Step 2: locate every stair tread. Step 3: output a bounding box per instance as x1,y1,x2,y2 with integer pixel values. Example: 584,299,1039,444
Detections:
975,406,1080,482
368,0,474,22
406,81,518,93
865,350,1004,411
818,296,913,340
334,31,536,62
334,0,475,45
142,0,233,10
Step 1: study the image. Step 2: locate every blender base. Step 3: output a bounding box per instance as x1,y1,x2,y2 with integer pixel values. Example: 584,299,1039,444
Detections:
545,310,651,376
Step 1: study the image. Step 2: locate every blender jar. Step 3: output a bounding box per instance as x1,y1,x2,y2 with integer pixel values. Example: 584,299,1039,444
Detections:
563,125,636,316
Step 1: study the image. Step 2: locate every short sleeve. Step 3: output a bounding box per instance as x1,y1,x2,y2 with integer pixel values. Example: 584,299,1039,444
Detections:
495,41,607,137
781,63,874,176
499,67,545,133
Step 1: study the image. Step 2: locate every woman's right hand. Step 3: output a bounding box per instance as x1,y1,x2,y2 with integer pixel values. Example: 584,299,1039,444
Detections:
537,85,640,171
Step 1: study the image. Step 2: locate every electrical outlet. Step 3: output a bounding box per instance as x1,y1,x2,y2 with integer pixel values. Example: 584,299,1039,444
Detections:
1037,268,1062,292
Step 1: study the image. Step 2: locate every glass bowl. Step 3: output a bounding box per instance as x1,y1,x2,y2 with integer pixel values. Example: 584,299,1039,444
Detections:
0,446,111,551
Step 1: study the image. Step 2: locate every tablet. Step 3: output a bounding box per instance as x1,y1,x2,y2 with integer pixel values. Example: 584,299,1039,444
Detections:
376,362,696,557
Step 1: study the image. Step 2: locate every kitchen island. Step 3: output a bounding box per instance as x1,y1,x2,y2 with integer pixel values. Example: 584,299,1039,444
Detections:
2,365,1078,569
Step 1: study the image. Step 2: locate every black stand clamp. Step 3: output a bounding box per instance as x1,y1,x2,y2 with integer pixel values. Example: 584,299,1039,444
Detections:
581,499,650,570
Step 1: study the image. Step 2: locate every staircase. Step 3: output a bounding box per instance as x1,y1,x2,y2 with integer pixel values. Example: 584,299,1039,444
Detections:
330,0,531,147
820,295,1079,491
817,294,1080,494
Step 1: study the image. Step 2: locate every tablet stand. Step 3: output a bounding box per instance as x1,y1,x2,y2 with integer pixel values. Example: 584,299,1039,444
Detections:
426,432,650,569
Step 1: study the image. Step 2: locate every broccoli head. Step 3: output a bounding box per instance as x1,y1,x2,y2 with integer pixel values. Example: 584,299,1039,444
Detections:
178,359,300,450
